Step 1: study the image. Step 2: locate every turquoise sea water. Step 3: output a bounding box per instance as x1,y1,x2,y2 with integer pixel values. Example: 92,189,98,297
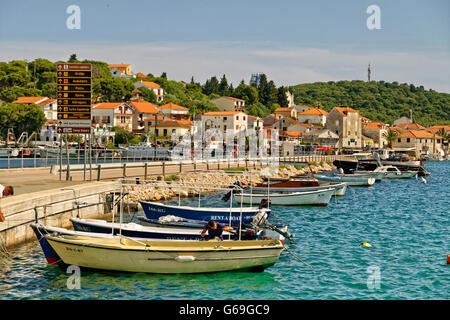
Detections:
1,162,448,300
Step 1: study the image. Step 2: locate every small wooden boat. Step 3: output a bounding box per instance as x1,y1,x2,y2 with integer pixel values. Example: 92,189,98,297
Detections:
45,235,284,274
251,180,347,196
139,200,270,224
31,222,116,265
315,175,376,186
234,188,335,206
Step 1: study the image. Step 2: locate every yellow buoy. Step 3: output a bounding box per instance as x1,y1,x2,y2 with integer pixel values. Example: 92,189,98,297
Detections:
361,242,372,247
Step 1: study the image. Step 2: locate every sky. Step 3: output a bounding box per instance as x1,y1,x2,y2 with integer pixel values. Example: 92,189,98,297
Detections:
0,0,449,92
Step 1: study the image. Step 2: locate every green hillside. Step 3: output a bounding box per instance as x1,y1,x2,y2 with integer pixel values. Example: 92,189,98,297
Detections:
289,80,450,126
1,56,449,127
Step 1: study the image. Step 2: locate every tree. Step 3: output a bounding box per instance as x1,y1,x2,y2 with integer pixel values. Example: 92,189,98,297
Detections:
41,83,57,98
68,54,78,63
138,86,158,103
0,103,46,138
232,83,259,105
111,126,135,146
218,74,230,96
0,86,42,102
382,129,398,149
277,86,289,107
202,76,219,95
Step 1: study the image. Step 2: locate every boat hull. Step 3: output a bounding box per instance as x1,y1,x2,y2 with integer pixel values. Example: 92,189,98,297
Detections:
30,222,116,265
45,236,284,274
315,175,375,186
235,188,334,206
251,182,347,196
70,218,237,240
136,216,289,241
139,200,269,224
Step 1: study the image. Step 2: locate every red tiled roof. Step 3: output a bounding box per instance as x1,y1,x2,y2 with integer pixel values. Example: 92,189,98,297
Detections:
37,98,56,106
158,103,188,110
13,96,49,104
135,72,147,79
144,114,168,121
334,107,359,116
395,123,426,130
108,64,130,68
139,80,161,89
154,120,194,128
280,130,302,137
426,125,450,133
364,122,386,129
299,108,328,115
397,130,439,138
93,102,124,109
129,101,159,114
275,107,294,112
222,96,244,101
203,111,243,116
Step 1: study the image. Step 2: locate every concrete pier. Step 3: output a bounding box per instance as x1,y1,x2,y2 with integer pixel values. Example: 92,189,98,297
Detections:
0,181,115,249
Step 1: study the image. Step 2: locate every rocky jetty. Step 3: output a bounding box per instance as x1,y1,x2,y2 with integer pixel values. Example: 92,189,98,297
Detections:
121,162,335,211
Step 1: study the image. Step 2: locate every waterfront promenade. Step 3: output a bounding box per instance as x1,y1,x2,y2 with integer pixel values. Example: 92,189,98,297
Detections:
0,155,352,249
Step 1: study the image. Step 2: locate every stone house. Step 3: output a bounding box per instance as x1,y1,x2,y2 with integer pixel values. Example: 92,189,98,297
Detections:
210,96,245,112
326,107,362,150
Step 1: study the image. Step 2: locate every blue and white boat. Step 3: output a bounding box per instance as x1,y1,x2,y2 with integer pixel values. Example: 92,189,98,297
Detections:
137,216,293,242
139,200,270,224
70,217,241,241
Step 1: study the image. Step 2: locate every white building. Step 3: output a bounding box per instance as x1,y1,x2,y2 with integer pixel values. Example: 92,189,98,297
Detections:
12,96,58,121
157,103,190,120
247,115,263,132
201,111,248,137
296,107,328,125
134,80,164,102
210,97,246,112
108,64,135,78
92,102,134,132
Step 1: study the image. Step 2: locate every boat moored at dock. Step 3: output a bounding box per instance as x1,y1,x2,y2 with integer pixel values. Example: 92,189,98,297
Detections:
233,188,335,206
45,235,285,274
139,200,270,224
315,174,376,186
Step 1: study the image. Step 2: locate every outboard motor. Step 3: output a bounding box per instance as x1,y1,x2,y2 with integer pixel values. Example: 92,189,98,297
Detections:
259,199,271,209
222,181,245,202
222,191,232,202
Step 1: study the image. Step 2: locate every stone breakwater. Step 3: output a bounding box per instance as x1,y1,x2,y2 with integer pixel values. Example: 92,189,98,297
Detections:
120,163,335,210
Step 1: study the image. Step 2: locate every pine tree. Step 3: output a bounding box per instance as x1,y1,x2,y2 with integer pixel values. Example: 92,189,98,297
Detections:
218,74,229,96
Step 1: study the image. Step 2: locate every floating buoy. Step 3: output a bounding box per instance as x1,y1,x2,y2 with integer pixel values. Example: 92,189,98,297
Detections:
447,254,450,265
361,242,372,247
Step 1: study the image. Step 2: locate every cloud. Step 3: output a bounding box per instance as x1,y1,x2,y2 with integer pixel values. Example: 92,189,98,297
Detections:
0,40,448,92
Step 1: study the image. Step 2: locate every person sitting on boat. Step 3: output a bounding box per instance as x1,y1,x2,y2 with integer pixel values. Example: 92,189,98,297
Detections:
201,220,234,241
0,184,14,222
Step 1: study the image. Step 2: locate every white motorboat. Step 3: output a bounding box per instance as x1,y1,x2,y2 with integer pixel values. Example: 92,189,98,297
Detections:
315,175,376,186
234,188,335,206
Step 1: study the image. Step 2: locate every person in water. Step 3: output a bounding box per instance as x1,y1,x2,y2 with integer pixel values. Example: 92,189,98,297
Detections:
0,185,14,222
201,220,234,240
